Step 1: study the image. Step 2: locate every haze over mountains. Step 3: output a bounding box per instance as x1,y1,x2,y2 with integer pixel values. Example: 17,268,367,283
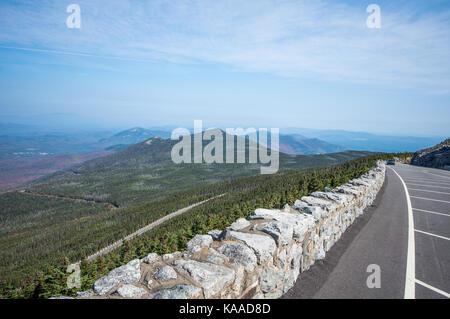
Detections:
0,122,445,191
282,127,445,153
26,133,372,206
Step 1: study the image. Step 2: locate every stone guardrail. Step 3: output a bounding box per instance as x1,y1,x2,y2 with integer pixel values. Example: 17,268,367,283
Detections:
69,161,385,299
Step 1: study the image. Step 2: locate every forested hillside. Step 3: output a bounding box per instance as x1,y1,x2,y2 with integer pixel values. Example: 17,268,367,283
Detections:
0,151,407,299
26,134,374,206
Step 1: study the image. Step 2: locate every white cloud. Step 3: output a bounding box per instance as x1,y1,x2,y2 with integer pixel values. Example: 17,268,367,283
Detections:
1,0,449,93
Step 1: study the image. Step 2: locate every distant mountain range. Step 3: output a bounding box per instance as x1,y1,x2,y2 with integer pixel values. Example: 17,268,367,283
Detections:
281,128,445,153
27,133,373,206
0,122,446,191
278,134,344,155
97,127,171,146
98,128,344,156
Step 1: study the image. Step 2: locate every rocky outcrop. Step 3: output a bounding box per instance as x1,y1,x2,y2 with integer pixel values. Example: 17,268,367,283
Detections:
411,144,450,169
154,266,178,281
116,284,147,298
76,161,385,299
92,259,141,295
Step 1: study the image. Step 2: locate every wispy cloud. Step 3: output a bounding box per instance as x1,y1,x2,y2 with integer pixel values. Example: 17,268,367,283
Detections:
1,0,450,93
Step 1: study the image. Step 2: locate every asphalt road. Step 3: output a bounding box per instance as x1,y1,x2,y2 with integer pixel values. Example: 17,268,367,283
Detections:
283,163,449,299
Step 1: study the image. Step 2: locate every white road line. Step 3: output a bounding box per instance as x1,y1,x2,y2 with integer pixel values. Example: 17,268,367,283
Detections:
413,208,450,217
415,279,450,298
415,229,450,241
404,175,450,180
423,171,450,180
405,179,450,186
406,183,450,190
405,175,450,180
389,167,415,299
410,196,450,204
408,188,450,195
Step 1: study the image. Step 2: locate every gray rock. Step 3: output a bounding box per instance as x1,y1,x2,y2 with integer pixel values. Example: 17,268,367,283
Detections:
93,259,141,295
301,196,337,212
411,145,450,168
249,208,315,241
311,191,352,205
206,255,225,264
116,284,147,298
186,235,213,250
151,284,202,299
182,245,202,258
276,249,287,269
49,296,75,299
249,208,282,220
228,231,276,265
142,253,160,264
290,244,303,270
293,203,325,221
335,185,360,196
162,251,181,261
154,266,177,281
253,293,265,299
257,221,293,246
218,243,257,272
260,266,283,293
228,218,250,231
350,178,370,187
282,271,296,294
173,259,235,298
230,266,245,297
313,241,326,261
208,247,229,261
208,230,223,240
264,289,283,299
76,290,94,297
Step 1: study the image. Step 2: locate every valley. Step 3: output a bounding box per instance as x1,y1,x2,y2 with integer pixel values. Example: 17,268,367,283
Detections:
0,123,436,299
0,130,377,298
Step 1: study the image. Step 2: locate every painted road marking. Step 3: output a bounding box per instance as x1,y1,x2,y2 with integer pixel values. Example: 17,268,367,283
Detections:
405,179,450,186
410,196,450,204
404,175,450,180
406,183,450,190
413,208,450,217
415,279,450,299
415,229,450,241
423,171,450,180
408,188,450,195
389,167,415,299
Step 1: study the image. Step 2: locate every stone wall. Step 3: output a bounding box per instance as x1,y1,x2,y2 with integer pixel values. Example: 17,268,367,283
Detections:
76,161,386,299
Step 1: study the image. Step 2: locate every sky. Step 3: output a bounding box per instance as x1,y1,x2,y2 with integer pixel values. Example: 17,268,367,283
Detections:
0,0,449,136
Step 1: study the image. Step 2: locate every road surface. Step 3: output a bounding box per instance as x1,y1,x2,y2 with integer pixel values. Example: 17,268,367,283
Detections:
284,163,449,299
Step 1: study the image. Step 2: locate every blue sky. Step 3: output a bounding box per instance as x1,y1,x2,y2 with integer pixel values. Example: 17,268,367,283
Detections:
0,0,449,136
